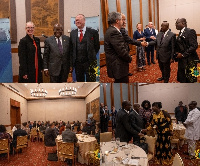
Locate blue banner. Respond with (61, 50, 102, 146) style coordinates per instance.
(0, 18, 13, 82)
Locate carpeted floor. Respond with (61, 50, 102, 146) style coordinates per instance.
(0, 141, 88, 166)
(100, 48, 200, 83)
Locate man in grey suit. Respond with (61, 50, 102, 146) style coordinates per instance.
(43, 23, 71, 83)
(70, 14, 100, 82)
(149, 22, 176, 83)
(62, 124, 78, 155)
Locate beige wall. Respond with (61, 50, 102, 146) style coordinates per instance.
(138, 83, 200, 113)
(27, 98, 86, 123)
(12, 0, 100, 76)
(159, 0, 200, 44)
(0, 85, 28, 130)
(85, 86, 100, 104)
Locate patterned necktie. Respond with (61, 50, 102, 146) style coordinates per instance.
(58, 37, 63, 54)
(79, 30, 83, 42)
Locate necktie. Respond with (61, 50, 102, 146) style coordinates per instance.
(79, 30, 83, 42)
(58, 37, 63, 54)
(33, 40, 38, 83)
(160, 33, 164, 44)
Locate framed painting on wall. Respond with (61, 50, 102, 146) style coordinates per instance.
(91, 97, 100, 122)
(86, 102, 90, 120)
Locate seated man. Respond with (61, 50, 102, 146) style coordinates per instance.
(81, 122, 90, 134)
(62, 124, 78, 155)
(39, 124, 46, 134)
(44, 123, 57, 147)
(13, 124, 27, 150)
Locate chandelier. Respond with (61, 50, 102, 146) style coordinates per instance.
(30, 84, 47, 97)
(59, 85, 77, 96)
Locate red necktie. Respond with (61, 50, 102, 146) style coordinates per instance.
(79, 30, 83, 42)
(33, 40, 38, 83)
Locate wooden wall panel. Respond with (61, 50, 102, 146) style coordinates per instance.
(101, 0, 109, 35)
(110, 83, 114, 107)
(103, 83, 107, 106)
(116, 0, 121, 13)
(139, 0, 143, 31)
(148, 0, 152, 22)
(153, 0, 155, 26)
(157, 0, 159, 31)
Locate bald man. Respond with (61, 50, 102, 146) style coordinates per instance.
(148, 22, 176, 83)
(43, 23, 71, 83)
(175, 18, 199, 83)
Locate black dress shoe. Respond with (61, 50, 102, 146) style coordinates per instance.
(152, 61, 156, 64)
(128, 73, 133, 76)
(157, 77, 164, 81)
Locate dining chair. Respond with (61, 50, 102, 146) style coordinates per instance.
(100, 132, 112, 142)
(172, 153, 184, 166)
(171, 132, 180, 150)
(57, 141, 76, 165)
(0, 139, 9, 162)
(30, 127, 38, 142)
(144, 135, 156, 161)
(13, 135, 28, 157)
(38, 131, 44, 142)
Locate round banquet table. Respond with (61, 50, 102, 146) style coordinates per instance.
(56, 134, 97, 165)
(101, 141, 148, 166)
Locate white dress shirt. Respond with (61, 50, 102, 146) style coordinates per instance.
(78, 26, 86, 37)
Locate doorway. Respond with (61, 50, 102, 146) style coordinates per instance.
(10, 99, 21, 129)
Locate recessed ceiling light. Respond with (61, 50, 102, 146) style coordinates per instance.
(53, 87, 55, 89)
(25, 84, 27, 86)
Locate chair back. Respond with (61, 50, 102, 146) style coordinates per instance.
(172, 153, 184, 166)
(0, 139, 9, 154)
(144, 135, 156, 155)
(74, 126, 78, 133)
(100, 132, 112, 142)
(31, 128, 37, 136)
(57, 141, 74, 160)
(16, 135, 28, 149)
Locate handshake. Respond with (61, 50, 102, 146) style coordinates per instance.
(141, 41, 148, 47)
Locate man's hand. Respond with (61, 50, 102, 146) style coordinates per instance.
(176, 53, 183, 58)
(44, 70, 49, 77)
(23, 75, 28, 79)
(138, 132, 144, 136)
(141, 129, 147, 134)
(141, 41, 147, 47)
(150, 36, 156, 40)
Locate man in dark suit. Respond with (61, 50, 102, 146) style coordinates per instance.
(43, 23, 71, 83)
(149, 22, 176, 83)
(44, 123, 57, 147)
(100, 103, 106, 133)
(144, 22, 157, 65)
(70, 14, 100, 82)
(129, 104, 146, 143)
(174, 101, 188, 123)
(115, 101, 143, 143)
(104, 12, 132, 83)
(13, 124, 27, 148)
(175, 18, 199, 83)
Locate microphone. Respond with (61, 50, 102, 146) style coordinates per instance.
(42, 34, 48, 38)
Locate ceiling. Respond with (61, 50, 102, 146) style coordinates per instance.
(3, 83, 99, 99)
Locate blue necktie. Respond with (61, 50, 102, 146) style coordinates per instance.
(58, 37, 63, 54)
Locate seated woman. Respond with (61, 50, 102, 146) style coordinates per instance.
(147, 102, 173, 165)
(0, 125, 12, 143)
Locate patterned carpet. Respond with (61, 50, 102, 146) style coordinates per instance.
(0, 141, 87, 166)
(100, 49, 200, 83)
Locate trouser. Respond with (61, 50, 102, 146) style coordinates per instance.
(146, 45, 155, 63)
(158, 59, 171, 83)
(187, 139, 196, 156)
(50, 65, 67, 83)
(114, 75, 129, 83)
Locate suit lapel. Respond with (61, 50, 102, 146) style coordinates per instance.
(62, 35, 66, 54)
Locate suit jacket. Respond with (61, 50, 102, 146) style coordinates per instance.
(18, 34, 43, 83)
(43, 35, 70, 78)
(104, 26, 132, 79)
(149, 31, 176, 63)
(175, 27, 199, 82)
(44, 128, 57, 146)
(115, 108, 139, 142)
(13, 129, 27, 147)
(70, 27, 99, 66)
(175, 106, 188, 122)
(62, 129, 78, 143)
(143, 28, 156, 42)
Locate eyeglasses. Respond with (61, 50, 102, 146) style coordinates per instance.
(26, 27, 34, 29)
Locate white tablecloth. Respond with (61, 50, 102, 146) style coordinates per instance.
(101, 141, 148, 166)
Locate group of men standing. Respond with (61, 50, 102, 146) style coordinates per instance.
(43, 14, 99, 83)
(104, 12, 199, 83)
